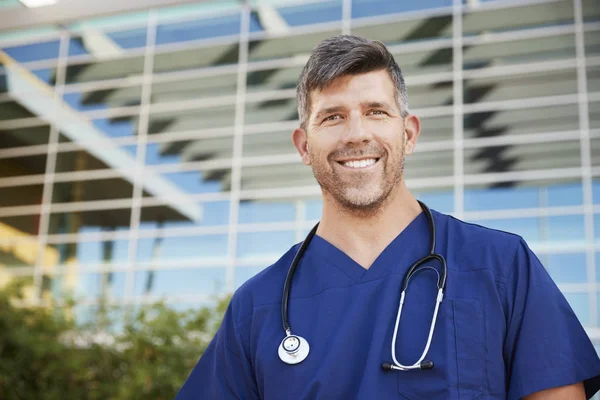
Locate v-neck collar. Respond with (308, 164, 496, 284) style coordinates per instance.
(307, 210, 433, 283)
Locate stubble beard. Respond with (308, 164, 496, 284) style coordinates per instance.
(308, 144, 406, 218)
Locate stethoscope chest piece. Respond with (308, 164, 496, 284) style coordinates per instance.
(278, 334, 310, 364)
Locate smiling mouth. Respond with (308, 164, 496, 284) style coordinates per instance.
(336, 158, 380, 169)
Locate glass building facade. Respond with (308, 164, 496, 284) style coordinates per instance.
(0, 0, 599, 348)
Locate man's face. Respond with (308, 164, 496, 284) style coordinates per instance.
(294, 70, 417, 213)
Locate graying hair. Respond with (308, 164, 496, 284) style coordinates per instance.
(296, 34, 410, 129)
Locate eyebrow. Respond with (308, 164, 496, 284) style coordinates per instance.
(363, 101, 393, 111)
(313, 106, 346, 122)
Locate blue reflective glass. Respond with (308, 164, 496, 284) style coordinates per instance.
(3, 40, 60, 63)
(352, 0, 451, 19)
(593, 180, 600, 203)
(593, 215, 600, 239)
(72, 240, 130, 265)
(546, 253, 587, 284)
(237, 230, 296, 259)
(31, 68, 54, 85)
(139, 201, 230, 230)
(235, 266, 264, 289)
(77, 272, 127, 299)
(92, 117, 138, 138)
(547, 182, 584, 206)
(415, 190, 454, 214)
(107, 27, 148, 49)
(156, 13, 241, 45)
(547, 215, 585, 242)
(473, 217, 540, 243)
(278, 1, 342, 27)
(133, 267, 227, 297)
(136, 234, 228, 261)
(465, 186, 540, 211)
(145, 171, 228, 194)
(238, 201, 295, 223)
(68, 38, 89, 57)
(563, 292, 590, 326)
(465, 182, 584, 211)
(305, 199, 323, 220)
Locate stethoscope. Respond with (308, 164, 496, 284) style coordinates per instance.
(278, 200, 447, 372)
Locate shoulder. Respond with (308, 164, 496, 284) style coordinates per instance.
(227, 243, 301, 325)
(432, 210, 526, 279)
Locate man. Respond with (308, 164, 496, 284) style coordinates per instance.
(176, 35, 600, 399)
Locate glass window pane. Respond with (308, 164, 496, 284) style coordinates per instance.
(0, 183, 43, 207)
(52, 177, 134, 203)
(0, 67, 56, 95)
(465, 179, 584, 212)
(48, 208, 132, 235)
(563, 292, 589, 326)
(588, 66, 599, 94)
(0, 124, 51, 148)
(69, 27, 148, 58)
(238, 199, 296, 224)
(464, 140, 581, 176)
(591, 102, 599, 130)
(404, 149, 453, 180)
(463, 34, 575, 70)
(0, 153, 47, 177)
(585, 28, 599, 58)
(156, 12, 241, 45)
(142, 168, 231, 198)
(414, 189, 454, 214)
(139, 200, 230, 230)
(274, 1, 342, 27)
(0, 235, 42, 267)
(57, 116, 140, 141)
(352, 15, 452, 47)
(462, 0, 574, 36)
(151, 72, 237, 105)
(471, 214, 585, 245)
(45, 238, 130, 267)
(246, 65, 302, 94)
(245, 93, 297, 125)
(242, 129, 294, 159)
(546, 252, 587, 284)
(64, 54, 145, 85)
(464, 104, 580, 140)
(148, 103, 236, 135)
(136, 234, 228, 263)
(134, 267, 227, 297)
(464, 69, 578, 104)
(145, 136, 233, 165)
(48, 271, 126, 300)
(352, 0, 451, 19)
(237, 230, 296, 260)
(410, 79, 453, 108)
(2, 39, 60, 63)
(248, 29, 341, 63)
(153, 41, 239, 74)
(240, 162, 314, 190)
(419, 114, 453, 142)
(63, 83, 143, 112)
(55, 144, 137, 173)
(582, 0, 600, 23)
(0, 214, 40, 237)
(235, 266, 263, 289)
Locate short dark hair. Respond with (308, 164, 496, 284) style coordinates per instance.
(296, 34, 409, 129)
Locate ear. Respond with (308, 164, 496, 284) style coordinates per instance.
(293, 127, 311, 165)
(403, 114, 421, 155)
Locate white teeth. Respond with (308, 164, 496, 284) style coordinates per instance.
(342, 158, 377, 168)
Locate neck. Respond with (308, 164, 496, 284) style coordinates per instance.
(315, 183, 422, 270)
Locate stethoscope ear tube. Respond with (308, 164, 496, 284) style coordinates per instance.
(281, 223, 319, 334)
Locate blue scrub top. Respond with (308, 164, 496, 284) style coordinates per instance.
(176, 209, 600, 399)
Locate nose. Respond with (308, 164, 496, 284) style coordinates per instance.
(342, 112, 373, 144)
